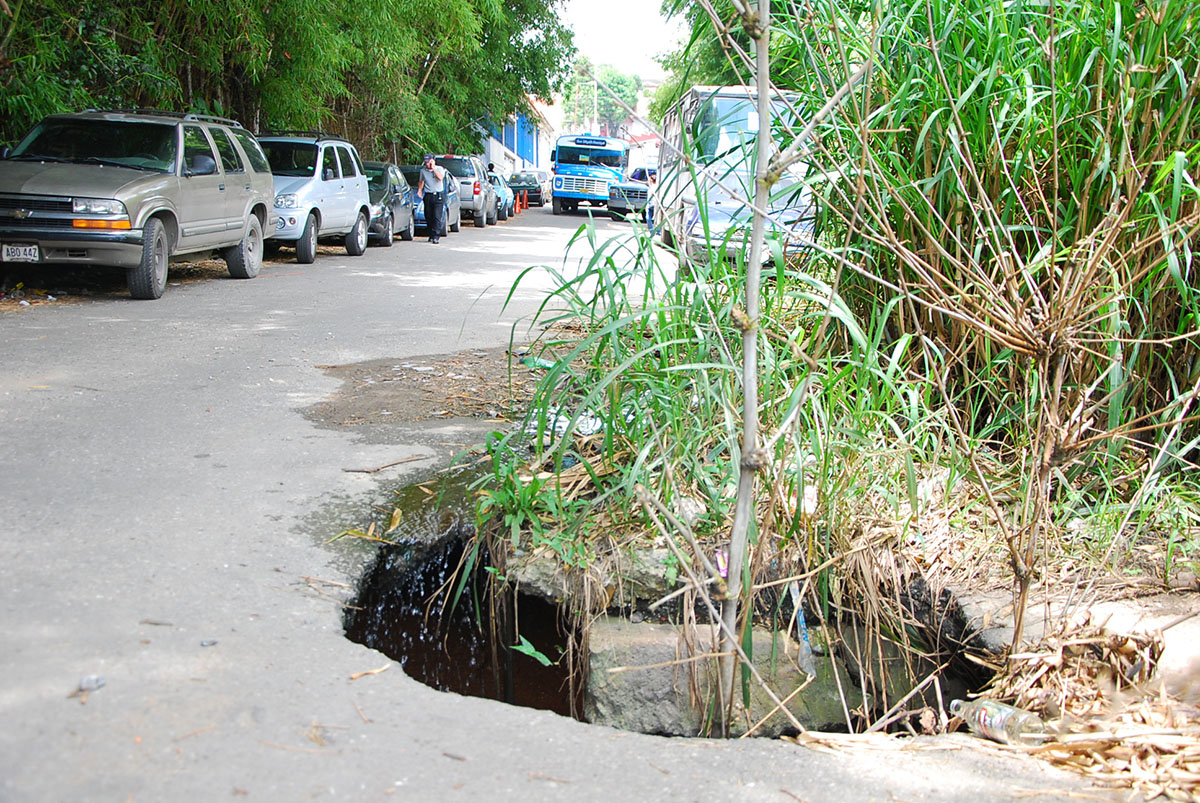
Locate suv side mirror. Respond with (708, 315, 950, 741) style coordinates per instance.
(187, 154, 217, 176)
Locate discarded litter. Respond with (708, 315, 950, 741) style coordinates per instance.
(200, 639, 218, 647)
(950, 698, 1048, 746)
(69, 674, 106, 702)
(78, 675, 106, 692)
(524, 405, 605, 439)
(521, 356, 557, 371)
(787, 581, 817, 677)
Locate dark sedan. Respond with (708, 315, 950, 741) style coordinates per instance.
(507, 170, 549, 207)
(363, 161, 416, 246)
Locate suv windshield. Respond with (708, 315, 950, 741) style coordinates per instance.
(438, 157, 475, 178)
(262, 141, 318, 177)
(11, 119, 177, 173)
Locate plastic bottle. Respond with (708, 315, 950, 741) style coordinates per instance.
(950, 698, 1048, 746)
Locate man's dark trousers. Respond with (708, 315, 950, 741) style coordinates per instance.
(423, 192, 445, 242)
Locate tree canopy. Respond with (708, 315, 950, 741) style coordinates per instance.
(561, 58, 643, 136)
(0, 0, 575, 161)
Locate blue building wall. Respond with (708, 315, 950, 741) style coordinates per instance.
(492, 114, 540, 167)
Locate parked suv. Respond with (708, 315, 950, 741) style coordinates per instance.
(0, 109, 274, 299)
(257, 132, 372, 263)
(436, 154, 497, 228)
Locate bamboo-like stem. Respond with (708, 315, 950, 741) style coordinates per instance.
(718, 0, 772, 736)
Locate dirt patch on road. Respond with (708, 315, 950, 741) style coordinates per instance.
(305, 346, 545, 429)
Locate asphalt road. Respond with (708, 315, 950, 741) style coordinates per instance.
(0, 209, 1107, 801)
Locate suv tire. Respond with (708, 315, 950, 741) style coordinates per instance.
(297, 213, 318, 264)
(449, 210, 460, 233)
(224, 215, 264, 279)
(128, 217, 169, 300)
(473, 208, 485, 228)
(346, 211, 368, 255)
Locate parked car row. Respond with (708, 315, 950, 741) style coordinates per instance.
(506, 170, 551, 207)
(0, 109, 538, 300)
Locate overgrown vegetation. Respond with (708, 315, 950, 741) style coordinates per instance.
(0, 0, 573, 160)
(479, 0, 1200, 741)
(561, 57, 643, 135)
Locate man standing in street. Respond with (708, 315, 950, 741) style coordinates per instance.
(417, 153, 446, 244)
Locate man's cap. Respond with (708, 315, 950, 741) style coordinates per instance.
(423, 153, 435, 161)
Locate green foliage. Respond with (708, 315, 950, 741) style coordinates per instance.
(0, 0, 574, 158)
(512, 634, 554, 666)
(475, 433, 596, 567)
(563, 58, 644, 134)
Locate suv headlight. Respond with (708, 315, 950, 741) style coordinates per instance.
(275, 193, 298, 209)
(73, 198, 126, 215)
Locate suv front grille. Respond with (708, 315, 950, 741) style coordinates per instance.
(612, 186, 648, 203)
(2, 217, 75, 229)
(0, 195, 73, 213)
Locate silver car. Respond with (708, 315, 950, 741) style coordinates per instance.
(436, 154, 497, 228)
(0, 110, 274, 299)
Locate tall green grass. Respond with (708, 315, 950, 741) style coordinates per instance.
(478, 0, 1200, 729)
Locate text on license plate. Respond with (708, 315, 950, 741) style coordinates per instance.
(2, 243, 39, 263)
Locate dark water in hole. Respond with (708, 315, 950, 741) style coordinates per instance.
(343, 513, 581, 718)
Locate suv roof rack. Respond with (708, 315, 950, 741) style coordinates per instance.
(80, 109, 245, 128)
(261, 130, 347, 142)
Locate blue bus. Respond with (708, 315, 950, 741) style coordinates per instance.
(550, 134, 630, 215)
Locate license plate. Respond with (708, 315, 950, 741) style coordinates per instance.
(2, 243, 39, 263)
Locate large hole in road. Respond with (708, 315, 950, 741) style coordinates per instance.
(342, 474, 582, 719)
(341, 475, 992, 737)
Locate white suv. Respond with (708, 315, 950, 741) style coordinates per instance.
(258, 133, 372, 263)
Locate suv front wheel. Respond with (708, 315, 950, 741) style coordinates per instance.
(297, 213, 318, 264)
(224, 215, 264, 279)
(128, 217, 169, 299)
(346, 211, 368, 255)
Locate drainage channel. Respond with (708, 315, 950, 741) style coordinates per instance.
(343, 472, 582, 719)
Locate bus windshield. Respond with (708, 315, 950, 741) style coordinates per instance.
(556, 145, 625, 169)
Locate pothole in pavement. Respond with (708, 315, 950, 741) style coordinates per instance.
(342, 468, 584, 719)
(340, 470, 1000, 734)
(326, 352, 993, 734)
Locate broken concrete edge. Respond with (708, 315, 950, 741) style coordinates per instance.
(934, 580, 1200, 695)
(586, 615, 862, 737)
(509, 541, 1200, 715)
